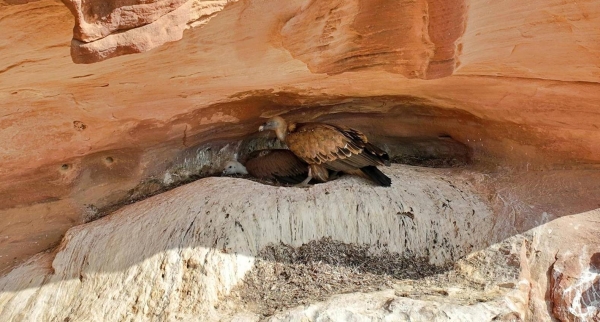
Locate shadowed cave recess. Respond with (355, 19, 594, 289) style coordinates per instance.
(3, 93, 599, 320)
(89, 95, 477, 221)
(77, 93, 599, 228)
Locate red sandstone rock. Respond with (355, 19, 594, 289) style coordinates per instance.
(0, 0, 599, 295)
(61, 0, 188, 42)
(551, 252, 600, 321)
(62, 0, 235, 63)
(524, 210, 600, 321)
(69, 1, 192, 63)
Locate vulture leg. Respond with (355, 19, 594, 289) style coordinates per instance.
(310, 164, 329, 182)
(294, 167, 313, 188)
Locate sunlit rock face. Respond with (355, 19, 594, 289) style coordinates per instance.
(1, 0, 600, 319)
(0, 167, 598, 321)
(0, 167, 531, 321)
(62, 0, 237, 63)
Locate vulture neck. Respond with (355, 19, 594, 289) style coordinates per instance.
(275, 124, 288, 142)
(238, 165, 248, 175)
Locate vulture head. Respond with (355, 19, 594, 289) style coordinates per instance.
(259, 116, 288, 141)
(222, 160, 248, 175)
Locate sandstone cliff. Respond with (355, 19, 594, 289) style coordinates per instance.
(1, 0, 599, 320)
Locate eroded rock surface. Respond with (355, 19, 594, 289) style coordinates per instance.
(0, 166, 501, 321)
(63, 0, 236, 63)
(1, 0, 600, 308)
(551, 251, 600, 322)
(230, 234, 529, 320)
(1, 165, 596, 321)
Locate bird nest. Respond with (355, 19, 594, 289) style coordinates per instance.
(228, 238, 450, 317)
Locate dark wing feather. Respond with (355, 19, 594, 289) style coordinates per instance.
(333, 124, 391, 166)
(360, 166, 392, 187)
(363, 142, 391, 166)
(245, 149, 308, 183)
(240, 150, 270, 165)
(285, 123, 389, 172)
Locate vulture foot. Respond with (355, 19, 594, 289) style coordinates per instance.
(294, 167, 313, 188)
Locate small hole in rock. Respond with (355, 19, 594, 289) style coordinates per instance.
(73, 121, 87, 131)
(61, 164, 71, 171)
(105, 156, 114, 164)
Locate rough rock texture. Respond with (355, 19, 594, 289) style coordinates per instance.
(1, 166, 597, 321)
(0, 166, 520, 321)
(0, 0, 600, 276)
(551, 251, 600, 322)
(64, 0, 189, 42)
(267, 290, 512, 321)
(231, 233, 530, 320)
(529, 210, 600, 322)
(1, 1, 600, 320)
(63, 0, 236, 63)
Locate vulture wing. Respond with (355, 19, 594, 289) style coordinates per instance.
(245, 149, 308, 184)
(286, 123, 392, 186)
(286, 123, 390, 172)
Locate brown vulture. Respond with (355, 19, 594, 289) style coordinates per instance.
(222, 149, 329, 185)
(258, 116, 392, 187)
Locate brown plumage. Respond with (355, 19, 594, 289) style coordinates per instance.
(244, 149, 307, 184)
(222, 149, 327, 185)
(259, 116, 391, 187)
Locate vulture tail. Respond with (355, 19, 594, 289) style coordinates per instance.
(365, 143, 391, 166)
(360, 166, 392, 187)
